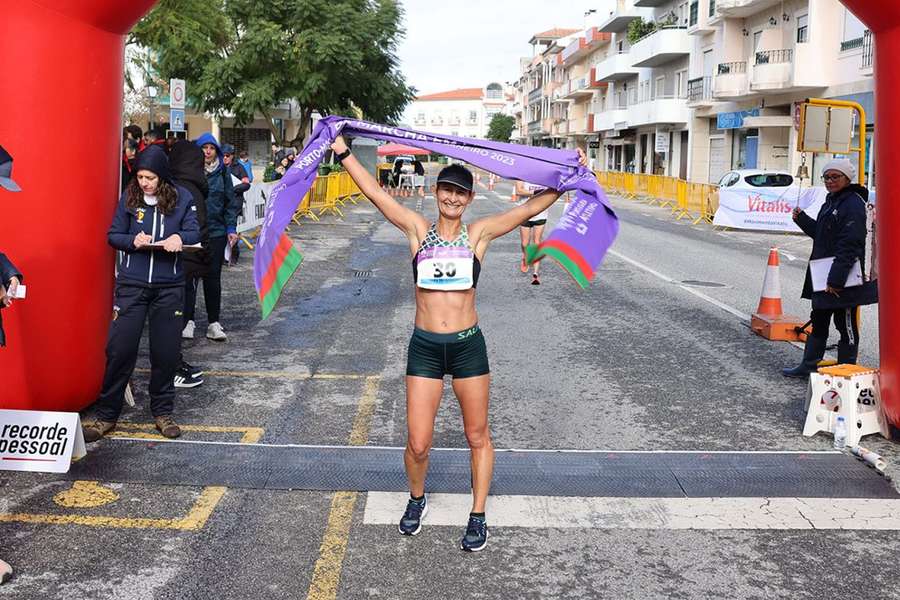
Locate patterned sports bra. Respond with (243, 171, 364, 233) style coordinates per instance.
(412, 223, 481, 290)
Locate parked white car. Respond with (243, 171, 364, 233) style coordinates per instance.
(717, 169, 797, 190)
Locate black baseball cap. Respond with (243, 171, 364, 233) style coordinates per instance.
(0, 145, 21, 192)
(436, 164, 474, 193)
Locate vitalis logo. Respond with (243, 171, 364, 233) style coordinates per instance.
(0, 422, 70, 457)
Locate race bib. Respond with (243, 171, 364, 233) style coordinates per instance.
(416, 246, 474, 290)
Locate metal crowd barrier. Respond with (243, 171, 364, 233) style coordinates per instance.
(234, 172, 365, 249)
(594, 170, 719, 225)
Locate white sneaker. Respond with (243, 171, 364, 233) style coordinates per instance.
(207, 322, 227, 341)
(182, 320, 195, 339)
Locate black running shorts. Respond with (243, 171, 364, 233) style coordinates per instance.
(406, 325, 490, 379)
(521, 219, 547, 227)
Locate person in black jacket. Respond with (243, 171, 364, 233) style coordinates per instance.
(168, 140, 208, 388)
(222, 143, 250, 265)
(0, 251, 23, 348)
(82, 146, 200, 441)
(0, 145, 24, 354)
(783, 158, 868, 377)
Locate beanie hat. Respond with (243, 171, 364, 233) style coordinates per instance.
(134, 145, 174, 184)
(822, 158, 856, 182)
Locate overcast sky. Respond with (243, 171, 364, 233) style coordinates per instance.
(396, 0, 615, 95)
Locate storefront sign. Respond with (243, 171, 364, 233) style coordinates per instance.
(717, 108, 760, 130)
(655, 132, 669, 153)
(0, 410, 86, 473)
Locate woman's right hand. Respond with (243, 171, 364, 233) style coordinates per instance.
(331, 135, 348, 154)
(133, 231, 152, 249)
(791, 207, 802, 221)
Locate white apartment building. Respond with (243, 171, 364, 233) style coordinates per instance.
(401, 85, 511, 138)
(591, 0, 693, 178)
(685, 0, 874, 184)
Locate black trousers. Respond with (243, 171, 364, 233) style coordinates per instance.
(810, 306, 861, 364)
(185, 235, 226, 324)
(94, 282, 184, 421)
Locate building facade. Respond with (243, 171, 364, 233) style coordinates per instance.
(686, 0, 873, 184)
(401, 85, 512, 138)
(512, 0, 874, 184)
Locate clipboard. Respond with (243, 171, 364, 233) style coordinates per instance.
(809, 257, 863, 292)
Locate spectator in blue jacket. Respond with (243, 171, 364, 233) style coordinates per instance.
(82, 146, 199, 442)
(189, 132, 238, 341)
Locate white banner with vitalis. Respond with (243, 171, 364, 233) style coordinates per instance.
(713, 186, 827, 232)
(0, 410, 86, 473)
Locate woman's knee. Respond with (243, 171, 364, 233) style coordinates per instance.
(406, 439, 431, 461)
(464, 426, 492, 450)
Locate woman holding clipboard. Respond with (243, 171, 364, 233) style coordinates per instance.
(783, 158, 874, 377)
(82, 146, 200, 440)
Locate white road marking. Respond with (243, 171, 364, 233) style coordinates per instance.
(609, 249, 751, 321)
(102, 438, 840, 453)
(364, 492, 900, 530)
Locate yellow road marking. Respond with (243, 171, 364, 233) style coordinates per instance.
(133, 368, 372, 381)
(348, 376, 381, 446)
(306, 375, 382, 600)
(0, 486, 226, 530)
(111, 422, 265, 444)
(3, 422, 260, 528)
(53, 481, 119, 508)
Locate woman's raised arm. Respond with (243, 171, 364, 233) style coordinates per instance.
(332, 136, 426, 242)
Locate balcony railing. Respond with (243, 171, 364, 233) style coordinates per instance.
(687, 76, 712, 102)
(755, 49, 792, 65)
(717, 61, 746, 74)
(633, 24, 687, 46)
(841, 36, 865, 52)
(862, 29, 874, 68)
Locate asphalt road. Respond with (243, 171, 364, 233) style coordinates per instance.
(1, 179, 897, 600)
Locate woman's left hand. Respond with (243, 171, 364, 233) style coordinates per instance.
(162, 234, 183, 252)
(576, 148, 588, 167)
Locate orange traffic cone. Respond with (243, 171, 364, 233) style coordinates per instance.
(750, 248, 806, 341)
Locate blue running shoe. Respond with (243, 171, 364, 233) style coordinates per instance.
(398, 496, 428, 536)
(459, 515, 489, 552)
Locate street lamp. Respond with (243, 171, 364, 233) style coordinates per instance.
(146, 85, 157, 131)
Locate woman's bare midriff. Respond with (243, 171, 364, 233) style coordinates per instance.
(414, 287, 478, 333)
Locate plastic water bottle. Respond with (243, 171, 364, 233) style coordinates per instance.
(833, 416, 847, 449)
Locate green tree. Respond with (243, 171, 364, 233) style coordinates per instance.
(486, 113, 515, 143)
(130, 0, 416, 145)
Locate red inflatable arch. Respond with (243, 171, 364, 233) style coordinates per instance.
(0, 1, 157, 411)
(0, 0, 898, 430)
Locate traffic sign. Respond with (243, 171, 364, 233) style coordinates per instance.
(170, 78, 186, 109)
(170, 109, 185, 132)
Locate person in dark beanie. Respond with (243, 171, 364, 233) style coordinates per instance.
(190, 133, 238, 341)
(82, 145, 200, 442)
(168, 140, 208, 388)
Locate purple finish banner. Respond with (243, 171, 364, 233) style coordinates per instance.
(254, 116, 619, 318)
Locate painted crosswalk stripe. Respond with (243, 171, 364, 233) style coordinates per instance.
(363, 492, 900, 530)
